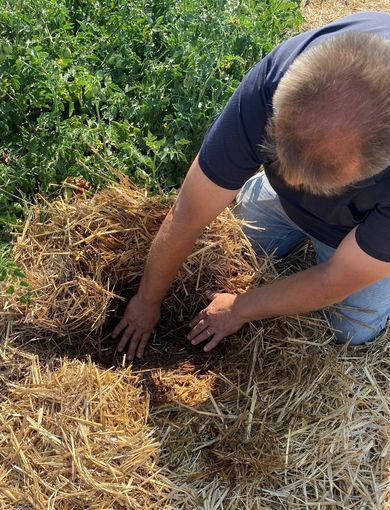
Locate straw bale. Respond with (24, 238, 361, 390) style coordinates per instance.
(0, 357, 174, 509)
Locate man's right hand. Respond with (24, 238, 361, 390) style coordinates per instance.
(111, 293, 161, 360)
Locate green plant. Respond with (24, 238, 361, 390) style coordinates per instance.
(0, 0, 303, 237)
(0, 244, 31, 303)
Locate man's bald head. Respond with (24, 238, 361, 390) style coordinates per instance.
(265, 32, 390, 196)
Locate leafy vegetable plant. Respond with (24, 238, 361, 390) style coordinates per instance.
(0, 0, 302, 239)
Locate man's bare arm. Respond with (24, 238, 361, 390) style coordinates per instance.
(188, 228, 390, 350)
(236, 227, 390, 321)
(138, 155, 240, 304)
(111, 154, 240, 360)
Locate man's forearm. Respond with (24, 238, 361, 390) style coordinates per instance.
(235, 262, 351, 322)
(135, 154, 239, 306)
(137, 209, 202, 304)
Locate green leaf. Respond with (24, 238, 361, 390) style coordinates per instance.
(12, 268, 24, 278)
(68, 100, 75, 117)
(0, 268, 7, 282)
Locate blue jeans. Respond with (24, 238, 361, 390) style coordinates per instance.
(235, 172, 390, 345)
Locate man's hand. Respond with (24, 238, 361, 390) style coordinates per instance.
(111, 294, 161, 360)
(187, 292, 247, 352)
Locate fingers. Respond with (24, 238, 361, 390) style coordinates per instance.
(117, 324, 135, 353)
(126, 330, 143, 361)
(187, 318, 208, 341)
(111, 318, 128, 339)
(136, 332, 150, 359)
(188, 292, 220, 329)
(116, 327, 151, 361)
(112, 294, 160, 361)
(190, 328, 215, 346)
(189, 309, 206, 329)
(204, 334, 224, 352)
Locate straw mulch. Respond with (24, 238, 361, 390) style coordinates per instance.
(300, 0, 390, 30)
(0, 355, 174, 509)
(153, 326, 390, 509)
(1, 179, 390, 508)
(1, 178, 262, 361)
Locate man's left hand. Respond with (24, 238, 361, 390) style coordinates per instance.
(187, 292, 247, 352)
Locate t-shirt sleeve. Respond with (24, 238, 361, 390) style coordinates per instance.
(198, 55, 274, 190)
(355, 206, 390, 262)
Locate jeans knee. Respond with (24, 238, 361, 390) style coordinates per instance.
(329, 314, 382, 346)
(333, 328, 377, 346)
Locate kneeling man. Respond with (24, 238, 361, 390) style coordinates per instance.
(112, 12, 390, 360)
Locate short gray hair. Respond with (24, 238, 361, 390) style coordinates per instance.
(264, 32, 390, 196)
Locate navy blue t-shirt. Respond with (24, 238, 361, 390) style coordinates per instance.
(198, 12, 390, 262)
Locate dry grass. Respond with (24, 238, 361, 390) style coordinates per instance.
(1, 180, 390, 508)
(0, 355, 174, 509)
(1, 179, 261, 364)
(153, 328, 390, 509)
(301, 0, 390, 30)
